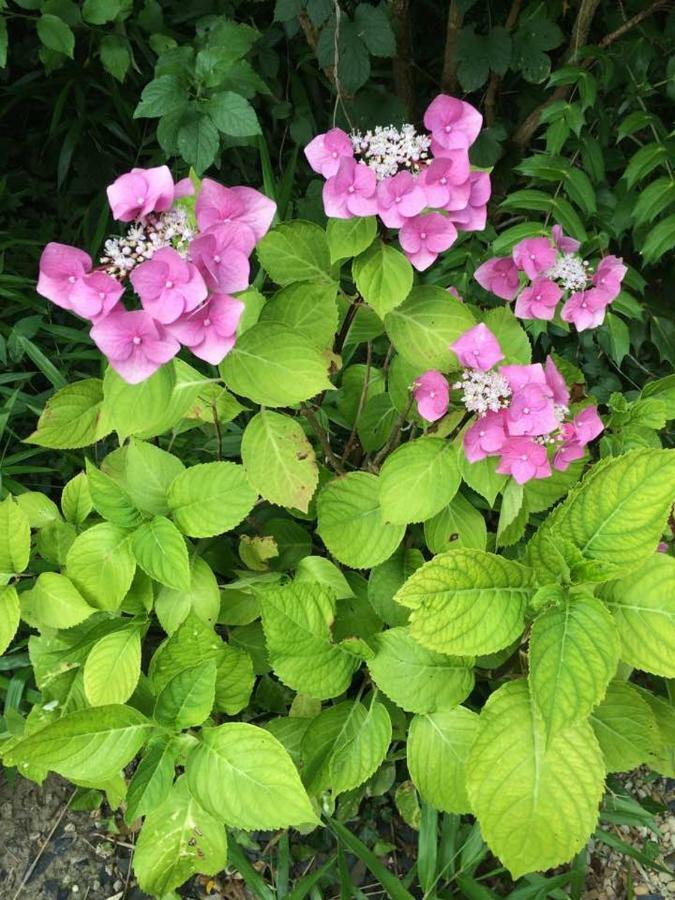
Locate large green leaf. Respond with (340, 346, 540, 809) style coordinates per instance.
(149, 612, 225, 695)
(529, 594, 620, 736)
(61, 473, 92, 525)
(86, 459, 144, 529)
(154, 659, 217, 729)
(168, 462, 257, 538)
(26, 379, 108, 448)
(385, 286, 475, 372)
(132, 516, 191, 590)
(0, 585, 20, 655)
(528, 449, 675, 583)
(21, 573, 95, 630)
(259, 282, 338, 350)
(459, 453, 508, 507)
(213, 644, 255, 715)
(83, 627, 141, 706)
(260, 582, 358, 700)
(66, 523, 136, 611)
(221, 323, 333, 407)
(466, 680, 605, 879)
(317, 472, 405, 569)
(125, 439, 185, 516)
(186, 722, 318, 829)
(590, 682, 660, 772)
(367, 547, 421, 626)
(424, 492, 487, 553)
(102, 365, 176, 442)
(256, 220, 333, 285)
(396, 549, 535, 655)
(3, 705, 151, 782)
(327, 216, 377, 262)
(368, 627, 473, 714)
(638, 689, 675, 777)
(353, 240, 413, 318)
(134, 777, 227, 896)
(379, 439, 460, 525)
(407, 708, 479, 814)
(600, 553, 675, 676)
(241, 411, 318, 513)
(0, 496, 30, 575)
(155, 556, 220, 635)
(125, 736, 179, 823)
(301, 700, 392, 795)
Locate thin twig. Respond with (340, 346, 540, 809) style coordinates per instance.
(122, 833, 135, 899)
(301, 407, 345, 474)
(212, 403, 223, 460)
(333, 296, 362, 356)
(372, 393, 414, 469)
(12, 790, 77, 900)
(341, 342, 372, 464)
(391, 0, 416, 119)
(441, 0, 463, 94)
(484, 0, 523, 126)
(511, 0, 670, 148)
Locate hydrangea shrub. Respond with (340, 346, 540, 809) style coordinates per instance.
(1, 94, 674, 897)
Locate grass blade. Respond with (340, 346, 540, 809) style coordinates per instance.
(327, 817, 415, 900)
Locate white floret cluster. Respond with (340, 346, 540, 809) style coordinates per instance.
(350, 124, 432, 180)
(546, 253, 589, 292)
(454, 369, 512, 415)
(99, 208, 195, 278)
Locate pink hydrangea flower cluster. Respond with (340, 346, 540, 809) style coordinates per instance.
(304, 95, 491, 271)
(37, 166, 276, 383)
(474, 226, 627, 332)
(413, 323, 603, 484)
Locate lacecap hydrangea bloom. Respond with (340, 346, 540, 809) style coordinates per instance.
(304, 95, 490, 271)
(412, 323, 603, 485)
(475, 225, 627, 331)
(37, 166, 276, 383)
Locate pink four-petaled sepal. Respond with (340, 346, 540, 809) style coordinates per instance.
(451, 323, 504, 371)
(512, 237, 557, 280)
(514, 276, 563, 321)
(322, 157, 378, 219)
(376, 171, 428, 229)
(189, 228, 250, 294)
(70, 271, 124, 322)
(195, 178, 276, 244)
(304, 128, 354, 178)
(167, 294, 244, 365)
(424, 95, 483, 151)
(463, 410, 508, 462)
(90, 309, 180, 384)
(399, 212, 457, 271)
(413, 370, 450, 422)
(496, 436, 552, 484)
(592, 255, 627, 303)
(560, 287, 610, 331)
(130, 246, 207, 325)
(37, 242, 93, 310)
(474, 257, 520, 301)
(551, 224, 580, 254)
(544, 356, 570, 408)
(106, 165, 175, 222)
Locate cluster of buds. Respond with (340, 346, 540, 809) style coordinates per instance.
(474, 226, 627, 331)
(304, 94, 491, 271)
(37, 166, 276, 383)
(413, 323, 604, 484)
